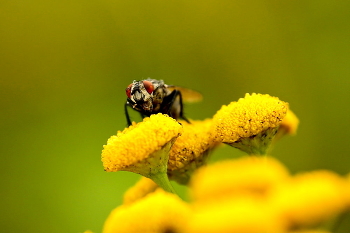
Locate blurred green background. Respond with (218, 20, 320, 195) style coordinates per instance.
(1, 1, 350, 232)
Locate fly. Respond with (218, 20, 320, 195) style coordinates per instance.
(124, 78, 202, 126)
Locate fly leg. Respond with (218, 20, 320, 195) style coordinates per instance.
(124, 102, 133, 126)
(139, 112, 148, 120)
(163, 90, 191, 123)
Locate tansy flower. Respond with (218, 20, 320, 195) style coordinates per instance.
(123, 177, 158, 205)
(279, 108, 299, 135)
(270, 170, 349, 228)
(167, 119, 220, 185)
(190, 156, 290, 203)
(102, 189, 192, 233)
(101, 113, 183, 193)
(274, 108, 299, 142)
(188, 197, 286, 233)
(212, 93, 288, 155)
(346, 173, 350, 208)
(289, 231, 331, 233)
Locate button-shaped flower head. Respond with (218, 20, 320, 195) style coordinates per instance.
(101, 113, 183, 193)
(168, 119, 220, 185)
(103, 190, 191, 233)
(123, 177, 158, 205)
(190, 156, 290, 203)
(213, 93, 288, 155)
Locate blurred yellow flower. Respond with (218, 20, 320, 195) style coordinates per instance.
(168, 119, 220, 185)
(274, 108, 299, 142)
(279, 108, 299, 135)
(190, 156, 290, 203)
(346, 173, 350, 208)
(123, 177, 158, 205)
(270, 170, 349, 228)
(188, 197, 286, 233)
(212, 93, 288, 154)
(101, 113, 182, 193)
(289, 231, 331, 233)
(103, 189, 191, 233)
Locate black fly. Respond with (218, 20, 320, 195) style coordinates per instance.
(124, 79, 202, 126)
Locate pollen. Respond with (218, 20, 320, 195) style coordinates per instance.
(213, 93, 288, 144)
(101, 113, 182, 173)
(167, 119, 220, 184)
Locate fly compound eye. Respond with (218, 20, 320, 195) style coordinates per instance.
(143, 80, 154, 94)
(126, 84, 132, 98)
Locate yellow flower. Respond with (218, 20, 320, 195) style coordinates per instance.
(103, 189, 191, 233)
(167, 119, 220, 185)
(212, 93, 288, 154)
(270, 170, 349, 228)
(346, 173, 350, 208)
(188, 197, 286, 233)
(101, 113, 183, 193)
(102, 113, 182, 173)
(280, 108, 299, 135)
(274, 108, 299, 142)
(289, 231, 331, 233)
(123, 177, 158, 205)
(190, 156, 290, 203)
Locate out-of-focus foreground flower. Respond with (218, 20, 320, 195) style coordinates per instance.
(87, 93, 350, 233)
(100, 156, 350, 233)
(103, 189, 191, 233)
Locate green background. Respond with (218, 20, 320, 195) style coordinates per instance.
(1, 1, 350, 232)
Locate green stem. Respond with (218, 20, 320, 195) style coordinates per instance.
(150, 171, 177, 194)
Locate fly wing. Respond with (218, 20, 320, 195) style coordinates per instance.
(166, 85, 203, 103)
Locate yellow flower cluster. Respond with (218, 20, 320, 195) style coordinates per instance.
(95, 93, 316, 232)
(102, 156, 350, 233)
(101, 93, 297, 187)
